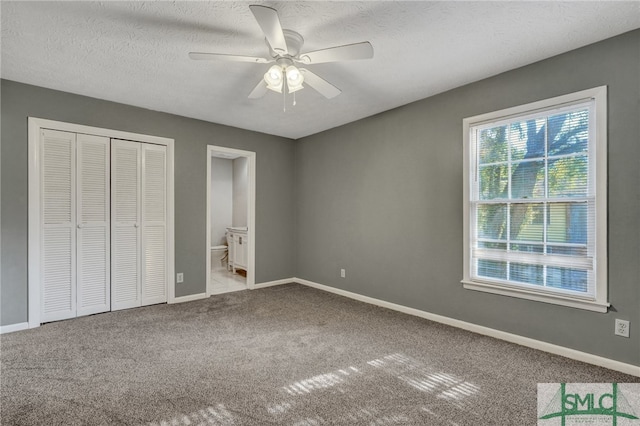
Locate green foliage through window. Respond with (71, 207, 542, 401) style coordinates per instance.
(473, 105, 592, 293)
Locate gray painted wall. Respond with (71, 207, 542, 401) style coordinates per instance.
(210, 157, 233, 247)
(1, 79, 295, 325)
(295, 30, 640, 366)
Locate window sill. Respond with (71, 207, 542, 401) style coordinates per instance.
(461, 280, 609, 313)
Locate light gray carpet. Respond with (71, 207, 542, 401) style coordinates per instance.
(1, 283, 635, 425)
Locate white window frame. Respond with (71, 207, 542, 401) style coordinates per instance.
(462, 86, 608, 313)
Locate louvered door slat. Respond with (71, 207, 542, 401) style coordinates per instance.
(112, 227, 139, 305)
(78, 227, 109, 308)
(143, 226, 166, 302)
(42, 227, 74, 320)
(111, 140, 142, 311)
(41, 130, 76, 322)
(141, 145, 167, 305)
(76, 134, 111, 316)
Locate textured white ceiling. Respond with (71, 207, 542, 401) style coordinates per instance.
(2, 1, 639, 139)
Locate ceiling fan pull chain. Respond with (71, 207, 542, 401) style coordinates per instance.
(283, 75, 287, 112)
(293, 91, 297, 106)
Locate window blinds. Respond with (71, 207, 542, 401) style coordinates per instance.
(469, 100, 596, 298)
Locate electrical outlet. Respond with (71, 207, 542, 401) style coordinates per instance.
(176, 273, 184, 283)
(614, 319, 630, 338)
(340, 269, 346, 278)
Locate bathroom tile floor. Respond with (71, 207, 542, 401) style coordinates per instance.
(210, 261, 247, 295)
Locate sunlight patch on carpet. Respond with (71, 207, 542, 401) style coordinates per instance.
(148, 403, 234, 426)
(367, 353, 481, 408)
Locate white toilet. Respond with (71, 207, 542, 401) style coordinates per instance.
(210, 245, 228, 269)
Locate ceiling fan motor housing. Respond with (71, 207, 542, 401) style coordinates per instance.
(268, 29, 304, 58)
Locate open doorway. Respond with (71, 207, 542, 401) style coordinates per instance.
(206, 146, 256, 296)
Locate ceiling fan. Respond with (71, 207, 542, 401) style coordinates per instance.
(189, 5, 374, 101)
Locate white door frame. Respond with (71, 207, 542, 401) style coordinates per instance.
(28, 117, 175, 328)
(206, 145, 256, 295)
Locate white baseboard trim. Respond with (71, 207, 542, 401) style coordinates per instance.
(0, 322, 29, 334)
(253, 278, 294, 289)
(293, 277, 640, 377)
(172, 292, 208, 304)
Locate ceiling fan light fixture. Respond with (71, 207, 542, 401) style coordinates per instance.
(285, 65, 304, 93)
(264, 65, 283, 92)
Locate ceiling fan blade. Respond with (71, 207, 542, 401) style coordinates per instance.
(249, 5, 288, 55)
(300, 69, 341, 99)
(299, 42, 373, 65)
(189, 52, 270, 63)
(248, 79, 268, 99)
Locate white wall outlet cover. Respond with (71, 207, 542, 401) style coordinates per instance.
(177, 273, 184, 283)
(614, 319, 630, 338)
(340, 269, 346, 278)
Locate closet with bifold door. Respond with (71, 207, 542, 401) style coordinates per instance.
(111, 139, 167, 311)
(41, 130, 111, 322)
(38, 129, 167, 323)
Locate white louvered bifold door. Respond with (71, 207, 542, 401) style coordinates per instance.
(41, 129, 77, 322)
(111, 140, 142, 310)
(141, 144, 167, 305)
(76, 134, 111, 316)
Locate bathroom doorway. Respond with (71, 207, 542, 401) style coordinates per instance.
(206, 145, 256, 295)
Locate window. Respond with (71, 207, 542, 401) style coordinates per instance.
(462, 87, 608, 312)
